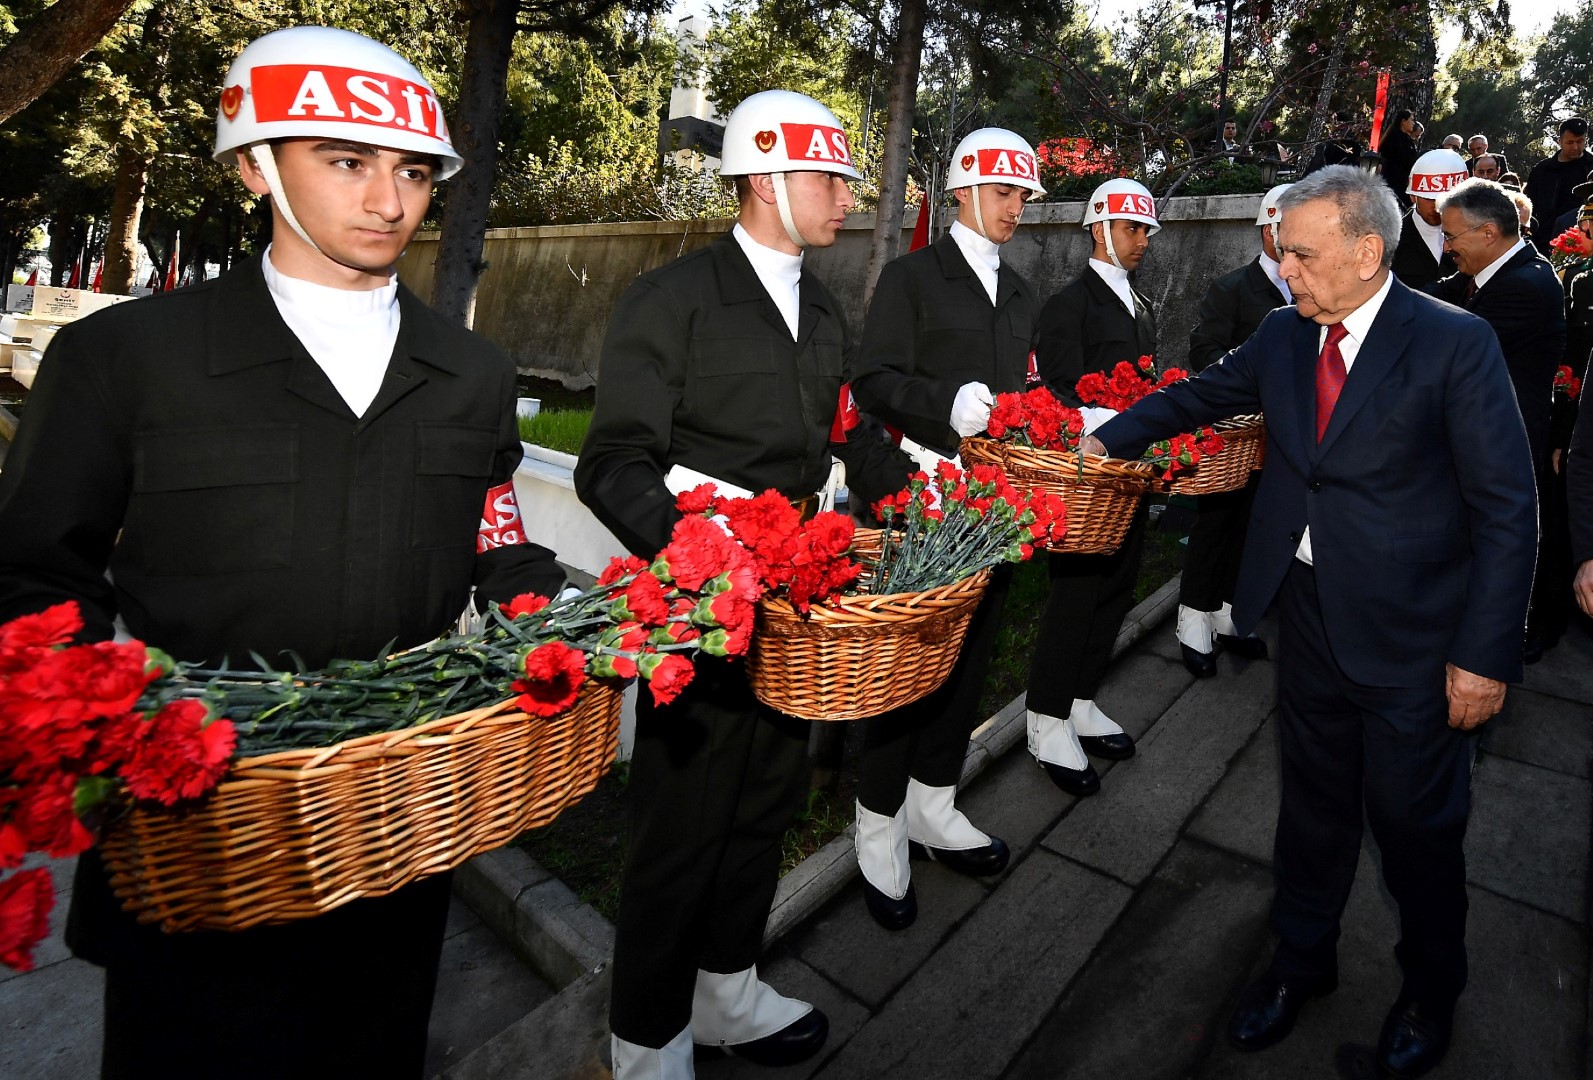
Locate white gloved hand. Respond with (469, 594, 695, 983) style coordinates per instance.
(1080, 406, 1119, 436)
(950, 381, 995, 437)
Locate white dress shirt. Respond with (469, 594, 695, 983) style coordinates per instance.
(949, 220, 1000, 304)
(1296, 271, 1395, 565)
(1087, 257, 1137, 315)
(1259, 252, 1292, 303)
(732, 223, 802, 340)
(261, 244, 399, 417)
(1472, 238, 1527, 293)
(1411, 212, 1445, 264)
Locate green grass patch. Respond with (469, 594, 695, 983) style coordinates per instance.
(518, 408, 592, 455)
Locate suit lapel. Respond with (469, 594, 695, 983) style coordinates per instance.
(1315, 280, 1414, 458)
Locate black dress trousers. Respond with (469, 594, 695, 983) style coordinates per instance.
(1025, 510, 1148, 714)
(607, 661, 812, 1047)
(1267, 560, 1471, 1007)
(1180, 476, 1258, 613)
(857, 566, 1013, 813)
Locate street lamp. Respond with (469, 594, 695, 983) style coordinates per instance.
(1258, 155, 1281, 186)
(1358, 149, 1384, 175)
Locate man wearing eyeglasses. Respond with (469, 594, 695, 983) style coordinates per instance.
(1430, 178, 1566, 662)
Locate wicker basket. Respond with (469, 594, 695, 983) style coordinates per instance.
(1161, 416, 1267, 496)
(746, 530, 990, 721)
(960, 437, 1154, 554)
(99, 683, 622, 933)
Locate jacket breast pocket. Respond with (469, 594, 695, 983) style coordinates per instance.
(413, 423, 499, 551)
(124, 425, 298, 576)
(688, 336, 781, 431)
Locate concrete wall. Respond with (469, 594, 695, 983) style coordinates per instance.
(396, 193, 1266, 385)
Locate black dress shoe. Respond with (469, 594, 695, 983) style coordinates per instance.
(1078, 732, 1136, 760)
(1040, 759, 1100, 797)
(1180, 642, 1217, 678)
(862, 878, 917, 931)
(1227, 975, 1337, 1051)
(909, 835, 1010, 877)
(1216, 632, 1269, 660)
(1378, 995, 1453, 1078)
(720, 1007, 830, 1066)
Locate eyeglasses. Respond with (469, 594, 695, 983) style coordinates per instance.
(1441, 221, 1488, 245)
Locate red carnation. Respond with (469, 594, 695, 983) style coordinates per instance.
(119, 700, 236, 807)
(504, 593, 551, 619)
(674, 484, 718, 516)
(13, 775, 94, 858)
(0, 868, 54, 972)
(622, 573, 672, 627)
(657, 515, 740, 592)
(597, 555, 649, 588)
(0, 821, 26, 870)
(641, 653, 696, 706)
(0, 602, 81, 657)
(512, 641, 587, 718)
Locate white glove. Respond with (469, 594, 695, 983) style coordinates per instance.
(1080, 406, 1119, 436)
(950, 382, 994, 438)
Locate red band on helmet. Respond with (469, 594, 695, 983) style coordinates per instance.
(976, 148, 1037, 181)
(1410, 171, 1468, 194)
(478, 480, 527, 552)
(830, 383, 860, 442)
(1106, 192, 1157, 218)
(251, 64, 446, 141)
(780, 122, 853, 166)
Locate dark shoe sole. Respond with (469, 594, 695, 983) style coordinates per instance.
(909, 836, 1010, 877)
(708, 1008, 830, 1067)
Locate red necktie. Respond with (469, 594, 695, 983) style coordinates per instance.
(1315, 323, 1350, 442)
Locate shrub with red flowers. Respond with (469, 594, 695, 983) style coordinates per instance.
(0, 602, 236, 971)
(870, 462, 1068, 593)
(1555, 363, 1583, 402)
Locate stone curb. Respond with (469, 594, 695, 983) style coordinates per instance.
(456, 574, 1183, 989)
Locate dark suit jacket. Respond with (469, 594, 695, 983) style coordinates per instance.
(1429, 244, 1567, 469)
(1390, 213, 1456, 289)
(575, 231, 911, 558)
(1096, 277, 1537, 687)
(852, 233, 1039, 456)
(1188, 257, 1289, 370)
(1034, 267, 1158, 406)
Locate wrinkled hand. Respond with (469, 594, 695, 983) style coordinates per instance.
(1576, 559, 1593, 617)
(1445, 663, 1505, 730)
(1080, 406, 1119, 436)
(1079, 434, 1108, 457)
(950, 381, 994, 438)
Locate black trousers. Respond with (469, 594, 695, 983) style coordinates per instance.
(1179, 477, 1257, 613)
(608, 660, 812, 1047)
(857, 566, 1012, 815)
(1268, 560, 1471, 1008)
(1026, 510, 1147, 715)
(70, 850, 452, 1080)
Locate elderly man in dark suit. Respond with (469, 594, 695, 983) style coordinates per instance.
(1081, 165, 1537, 1079)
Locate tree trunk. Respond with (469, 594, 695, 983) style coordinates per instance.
(0, 0, 140, 124)
(1305, 3, 1357, 148)
(863, 0, 926, 304)
(102, 4, 172, 294)
(431, 0, 519, 326)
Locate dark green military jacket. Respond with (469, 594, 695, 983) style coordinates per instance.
(576, 231, 912, 557)
(851, 233, 1039, 456)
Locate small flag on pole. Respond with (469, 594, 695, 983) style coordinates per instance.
(24, 269, 37, 286)
(163, 248, 178, 292)
(90, 260, 103, 293)
(65, 261, 81, 288)
(909, 192, 931, 252)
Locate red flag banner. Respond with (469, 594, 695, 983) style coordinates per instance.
(909, 192, 930, 252)
(90, 261, 103, 293)
(1370, 71, 1390, 153)
(65, 261, 80, 289)
(163, 248, 178, 292)
(24, 269, 37, 286)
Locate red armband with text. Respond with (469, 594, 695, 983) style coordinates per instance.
(477, 480, 528, 552)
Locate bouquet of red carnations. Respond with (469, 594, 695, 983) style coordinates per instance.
(1075, 357, 1225, 480)
(1555, 363, 1583, 403)
(1550, 227, 1593, 272)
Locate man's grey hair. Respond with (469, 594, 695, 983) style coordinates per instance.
(1443, 133, 1464, 148)
(1277, 165, 1402, 268)
(1437, 177, 1522, 238)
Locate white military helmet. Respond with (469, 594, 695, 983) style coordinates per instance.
(947, 127, 1046, 242)
(1256, 183, 1292, 247)
(1082, 177, 1160, 269)
(1406, 148, 1469, 198)
(720, 89, 861, 250)
(214, 26, 461, 252)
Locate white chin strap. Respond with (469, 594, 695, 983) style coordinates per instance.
(771, 172, 809, 250)
(971, 187, 989, 240)
(1268, 222, 1280, 250)
(1103, 220, 1125, 270)
(250, 144, 321, 254)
